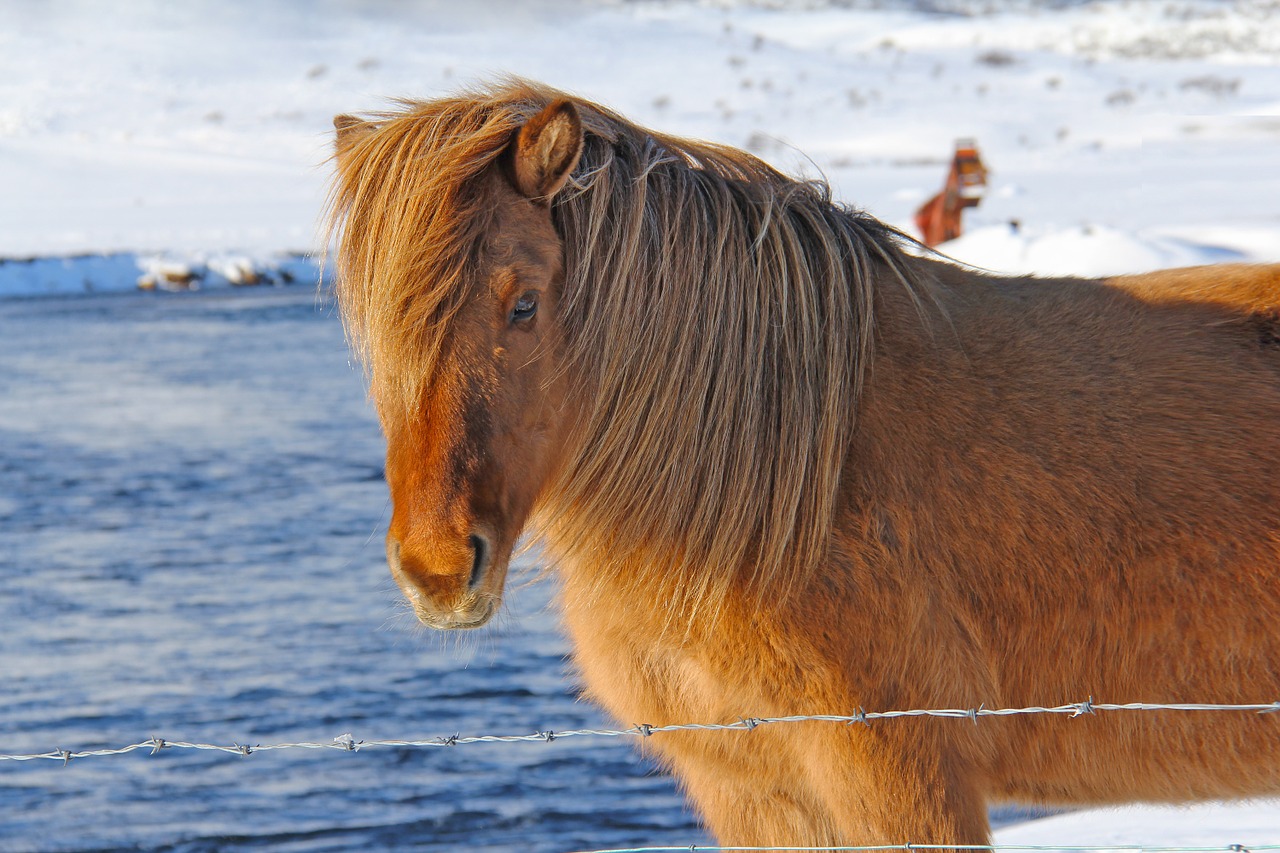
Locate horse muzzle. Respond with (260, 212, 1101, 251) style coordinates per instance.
(386, 531, 503, 629)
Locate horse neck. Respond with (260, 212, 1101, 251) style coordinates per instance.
(541, 248, 954, 631)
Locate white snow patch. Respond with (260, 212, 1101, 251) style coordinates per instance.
(939, 222, 1254, 278)
(995, 799, 1280, 849)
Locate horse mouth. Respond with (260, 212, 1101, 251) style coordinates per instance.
(412, 597, 498, 630)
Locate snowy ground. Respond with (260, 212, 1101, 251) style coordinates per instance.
(995, 799, 1280, 848)
(1, 0, 1277, 847)
(2, 0, 1279, 292)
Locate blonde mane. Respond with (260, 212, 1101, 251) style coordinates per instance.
(328, 79, 917, 609)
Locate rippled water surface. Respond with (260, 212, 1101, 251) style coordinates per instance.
(0, 289, 702, 852)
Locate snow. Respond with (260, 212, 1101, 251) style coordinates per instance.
(3, 0, 1279, 295)
(995, 799, 1280, 849)
(1, 0, 1276, 844)
(939, 221, 1252, 278)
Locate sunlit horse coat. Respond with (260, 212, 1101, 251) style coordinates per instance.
(328, 80, 1280, 848)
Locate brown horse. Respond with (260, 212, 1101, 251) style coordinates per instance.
(328, 79, 1280, 848)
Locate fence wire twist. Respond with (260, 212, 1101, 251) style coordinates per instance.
(2, 700, 1278, 765)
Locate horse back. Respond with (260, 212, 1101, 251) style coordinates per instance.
(1108, 261, 1280, 313)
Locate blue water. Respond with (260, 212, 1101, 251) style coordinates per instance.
(0, 289, 701, 852)
(0, 287, 1045, 851)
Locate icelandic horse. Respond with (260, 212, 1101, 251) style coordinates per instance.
(327, 80, 1280, 848)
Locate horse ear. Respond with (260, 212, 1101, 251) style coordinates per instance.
(334, 114, 374, 161)
(509, 100, 583, 204)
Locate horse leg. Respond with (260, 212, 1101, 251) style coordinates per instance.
(673, 754, 840, 849)
(662, 724, 988, 849)
(795, 723, 991, 848)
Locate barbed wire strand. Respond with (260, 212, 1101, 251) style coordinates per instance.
(2, 700, 1278, 764)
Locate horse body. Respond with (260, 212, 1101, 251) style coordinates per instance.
(556, 258, 1280, 843)
(329, 81, 1280, 847)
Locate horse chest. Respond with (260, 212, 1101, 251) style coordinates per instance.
(558, 582, 758, 726)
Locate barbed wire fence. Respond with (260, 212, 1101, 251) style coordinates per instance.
(4, 699, 1277, 852)
(3, 699, 1277, 764)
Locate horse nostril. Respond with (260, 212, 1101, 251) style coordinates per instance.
(388, 532, 490, 595)
(468, 533, 490, 590)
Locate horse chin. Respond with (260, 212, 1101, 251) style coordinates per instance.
(411, 596, 500, 631)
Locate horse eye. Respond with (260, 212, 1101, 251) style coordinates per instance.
(511, 291, 538, 324)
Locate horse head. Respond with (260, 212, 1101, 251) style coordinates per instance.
(332, 100, 583, 629)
